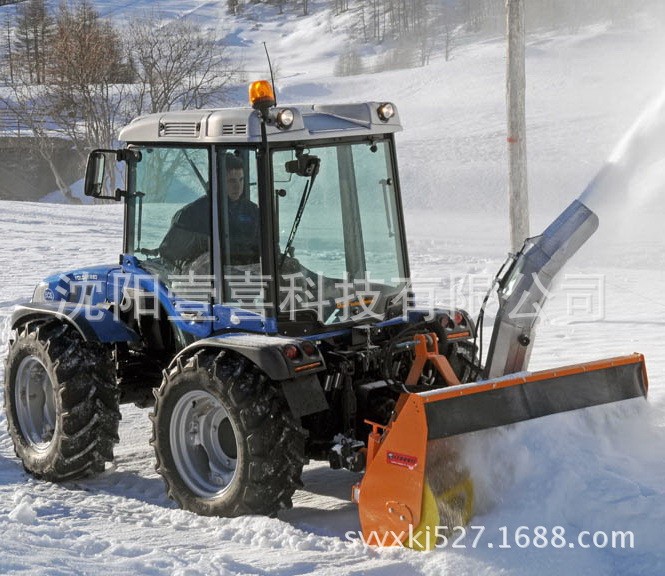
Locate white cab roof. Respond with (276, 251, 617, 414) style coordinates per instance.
(118, 103, 402, 144)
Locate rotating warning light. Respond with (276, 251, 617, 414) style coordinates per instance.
(249, 80, 276, 110)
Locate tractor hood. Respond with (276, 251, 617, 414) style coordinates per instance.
(32, 264, 121, 306)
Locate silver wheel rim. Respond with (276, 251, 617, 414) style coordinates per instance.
(15, 356, 56, 452)
(170, 390, 239, 498)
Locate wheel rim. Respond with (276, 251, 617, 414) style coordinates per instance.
(170, 390, 240, 498)
(14, 356, 56, 452)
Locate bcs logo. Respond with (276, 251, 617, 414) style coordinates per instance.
(386, 451, 418, 470)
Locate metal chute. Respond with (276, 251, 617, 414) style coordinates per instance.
(484, 199, 599, 379)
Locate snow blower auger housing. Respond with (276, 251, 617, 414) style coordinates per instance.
(4, 81, 648, 548)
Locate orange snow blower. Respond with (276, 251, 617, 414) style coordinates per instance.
(353, 199, 649, 549)
(354, 349, 647, 549)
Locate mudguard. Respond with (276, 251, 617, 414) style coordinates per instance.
(10, 303, 139, 344)
(169, 334, 329, 417)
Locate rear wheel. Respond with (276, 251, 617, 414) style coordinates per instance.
(151, 350, 306, 516)
(4, 320, 120, 480)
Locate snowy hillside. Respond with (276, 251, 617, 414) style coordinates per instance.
(103, 0, 665, 217)
(1, 2, 665, 575)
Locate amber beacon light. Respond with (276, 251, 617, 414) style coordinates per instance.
(249, 80, 276, 110)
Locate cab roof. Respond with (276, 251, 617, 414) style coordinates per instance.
(118, 102, 402, 144)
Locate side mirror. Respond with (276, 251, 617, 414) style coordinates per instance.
(84, 148, 139, 201)
(84, 151, 108, 198)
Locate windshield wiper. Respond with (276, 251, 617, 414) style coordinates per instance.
(182, 149, 208, 193)
(279, 156, 320, 268)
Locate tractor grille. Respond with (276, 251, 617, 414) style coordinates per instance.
(159, 122, 200, 137)
(221, 123, 247, 136)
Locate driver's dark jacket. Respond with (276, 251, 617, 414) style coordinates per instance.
(159, 194, 259, 265)
(227, 196, 260, 264)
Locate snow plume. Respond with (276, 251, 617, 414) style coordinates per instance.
(459, 399, 665, 575)
(580, 86, 665, 215)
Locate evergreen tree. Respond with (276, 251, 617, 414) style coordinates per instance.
(13, 0, 53, 84)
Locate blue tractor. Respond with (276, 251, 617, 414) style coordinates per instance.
(4, 82, 647, 545)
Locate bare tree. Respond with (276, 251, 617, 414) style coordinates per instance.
(227, 0, 240, 16)
(332, 0, 349, 15)
(1, 0, 133, 200)
(1, 1, 235, 202)
(272, 0, 286, 15)
(334, 47, 364, 76)
(128, 15, 235, 115)
(1, 82, 82, 201)
(48, 1, 133, 154)
(436, 1, 463, 62)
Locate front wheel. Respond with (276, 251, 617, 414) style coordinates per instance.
(151, 350, 306, 516)
(4, 320, 120, 480)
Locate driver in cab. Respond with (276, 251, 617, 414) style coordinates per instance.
(157, 153, 260, 271)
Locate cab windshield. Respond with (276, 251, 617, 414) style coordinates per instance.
(274, 139, 407, 324)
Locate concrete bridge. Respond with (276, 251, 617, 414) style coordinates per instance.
(0, 132, 80, 202)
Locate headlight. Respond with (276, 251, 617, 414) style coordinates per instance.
(32, 283, 53, 303)
(276, 108, 295, 129)
(377, 102, 395, 122)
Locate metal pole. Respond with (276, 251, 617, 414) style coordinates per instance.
(506, 0, 529, 252)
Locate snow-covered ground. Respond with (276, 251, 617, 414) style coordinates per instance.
(1, 2, 665, 574)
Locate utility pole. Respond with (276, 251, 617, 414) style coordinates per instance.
(506, 0, 529, 252)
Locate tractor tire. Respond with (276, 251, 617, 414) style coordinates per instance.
(4, 319, 120, 481)
(151, 349, 307, 517)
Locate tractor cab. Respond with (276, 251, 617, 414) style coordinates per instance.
(86, 92, 409, 337)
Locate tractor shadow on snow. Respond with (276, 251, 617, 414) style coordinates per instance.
(279, 463, 363, 538)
